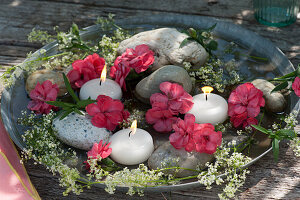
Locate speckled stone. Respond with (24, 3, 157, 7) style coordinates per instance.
(53, 112, 111, 150)
(135, 65, 192, 104)
(148, 141, 214, 177)
(252, 79, 286, 113)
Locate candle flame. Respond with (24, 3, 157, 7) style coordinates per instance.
(100, 64, 107, 83)
(201, 86, 214, 94)
(130, 120, 137, 136)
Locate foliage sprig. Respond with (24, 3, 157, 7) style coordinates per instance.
(180, 24, 218, 55)
(46, 73, 96, 120)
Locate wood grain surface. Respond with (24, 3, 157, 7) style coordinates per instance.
(0, 0, 299, 199)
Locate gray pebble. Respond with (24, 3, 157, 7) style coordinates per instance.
(252, 79, 286, 113)
(148, 141, 214, 177)
(53, 112, 111, 150)
(135, 65, 192, 104)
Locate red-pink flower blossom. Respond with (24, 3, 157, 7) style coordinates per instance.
(109, 57, 131, 91)
(151, 82, 194, 115)
(87, 140, 112, 159)
(27, 80, 59, 114)
(193, 123, 222, 154)
(146, 101, 177, 133)
(230, 113, 258, 129)
(169, 114, 198, 152)
(110, 44, 154, 91)
(292, 77, 300, 97)
(86, 95, 129, 131)
(84, 53, 106, 75)
(228, 83, 265, 128)
(127, 44, 155, 73)
(67, 53, 105, 89)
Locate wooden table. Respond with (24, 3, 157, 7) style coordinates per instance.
(0, 0, 299, 199)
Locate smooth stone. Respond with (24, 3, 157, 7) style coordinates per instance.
(148, 141, 214, 177)
(117, 28, 209, 71)
(52, 112, 111, 150)
(135, 65, 193, 104)
(252, 79, 286, 113)
(26, 69, 67, 96)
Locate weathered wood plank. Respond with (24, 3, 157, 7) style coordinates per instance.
(1, 0, 300, 199)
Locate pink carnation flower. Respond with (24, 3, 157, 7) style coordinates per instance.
(27, 80, 59, 114)
(110, 44, 154, 91)
(230, 112, 258, 129)
(292, 77, 300, 97)
(86, 95, 129, 131)
(193, 123, 222, 154)
(151, 82, 194, 115)
(67, 53, 105, 89)
(87, 140, 112, 159)
(128, 44, 155, 73)
(228, 83, 265, 129)
(145, 102, 177, 133)
(109, 57, 131, 91)
(84, 53, 106, 75)
(169, 114, 198, 152)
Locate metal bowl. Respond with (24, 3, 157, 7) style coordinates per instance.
(1, 13, 299, 192)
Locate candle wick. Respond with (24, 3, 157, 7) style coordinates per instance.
(99, 80, 102, 86)
(128, 130, 132, 137)
(205, 94, 208, 101)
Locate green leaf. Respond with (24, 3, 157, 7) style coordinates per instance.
(76, 99, 96, 108)
(71, 23, 80, 39)
(271, 81, 288, 93)
(296, 65, 300, 76)
(251, 125, 270, 135)
(272, 138, 279, 162)
(73, 108, 84, 115)
(46, 101, 75, 108)
(54, 109, 64, 119)
(207, 40, 218, 51)
(180, 38, 191, 48)
(59, 109, 73, 120)
(206, 23, 217, 32)
(274, 71, 296, 80)
(102, 157, 116, 166)
(102, 158, 121, 171)
(275, 129, 296, 140)
(180, 29, 190, 36)
(188, 28, 197, 38)
(63, 73, 80, 103)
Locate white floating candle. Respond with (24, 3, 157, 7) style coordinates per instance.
(109, 120, 154, 165)
(187, 86, 228, 125)
(79, 65, 122, 100)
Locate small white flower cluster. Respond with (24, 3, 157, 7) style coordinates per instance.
(99, 35, 120, 66)
(27, 28, 55, 45)
(86, 157, 110, 181)
(183, 61, 192, 71)
(198, 145, 251, 199)
(189, 58, 241, 93)
(119, 108, 146, 129)
(104, 164, 163, 196)
(284, 110, 298, 130)
(98, 29, 130, 67)
(289, 137, 300, 157)
(19, 110, 82, 196)
(42, 51, 83, 71)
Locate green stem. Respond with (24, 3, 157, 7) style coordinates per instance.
(239, 53, 268, 61)
(154, 166, 201, 173)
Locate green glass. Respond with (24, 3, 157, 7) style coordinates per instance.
(253, 0, 299, 27)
